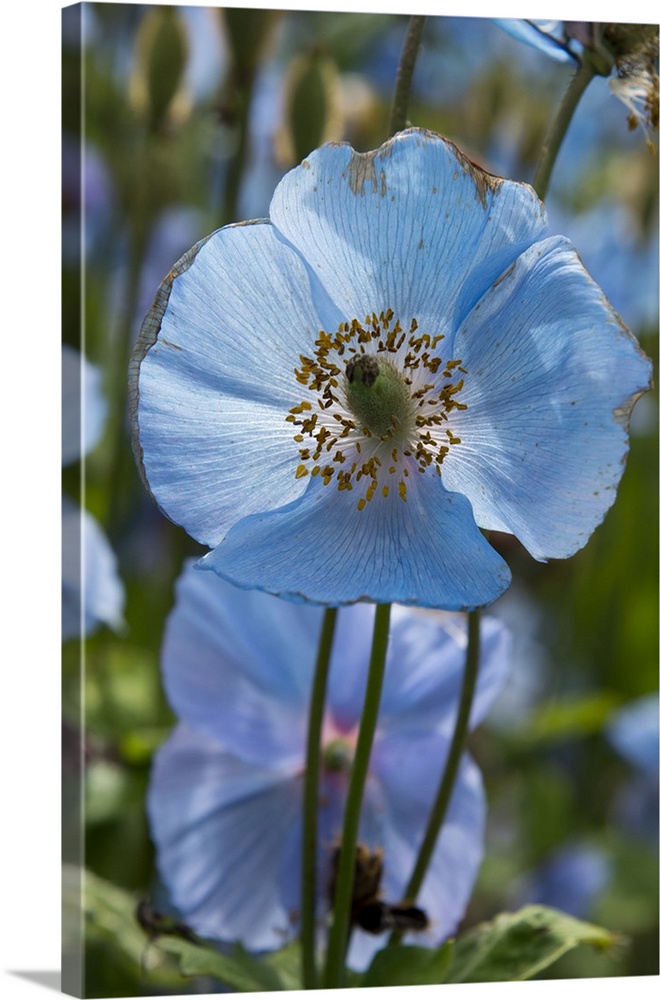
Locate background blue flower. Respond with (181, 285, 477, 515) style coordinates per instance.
(62, 346, 124, 640)
(148, 561, 510, 970)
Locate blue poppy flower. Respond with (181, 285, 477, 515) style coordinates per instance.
(131, 128, 651, 610)
(148, 561, 510, 970)
(495, 20, 658, 145)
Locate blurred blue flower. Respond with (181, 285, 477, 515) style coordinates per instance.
(132, 128, 651, 610)
(62, 345, 107, 466)
(62, 346, 124, 640)
(148, 562, 511, 969)
(61, 497, 125, 641)
(608, 693, 659, 780)
(607, 694, 659, 842)
(512, 842, 611, 919)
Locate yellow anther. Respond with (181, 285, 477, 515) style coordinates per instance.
(287, 310, 467, 501)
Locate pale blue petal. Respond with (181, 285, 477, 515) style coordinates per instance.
(495, 19, 580, 64)
(201, 472, 512, 610)
(148, 724, 302, 951)
(134, 221, 327, 547)
(269, 129, 547, 338)
(162, 561, 321, 768)
(442, 236, 652, 559)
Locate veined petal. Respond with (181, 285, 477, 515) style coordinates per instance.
(200, 472, 512, 610)
(148, 724, 301, 951)
(161, 562, 320, 767)
(269, 129, 547, 337)
(376, 610, 511, 737)
(132, 221, 328, 547)
(442, 236, 653, 559)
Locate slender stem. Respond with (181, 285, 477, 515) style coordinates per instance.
(533, 60, 596, 201)
(388, 609, 481, 947)
(301, 606, 338, 991)
(387, 15, 426, 137)
(323, 603, 392, 988)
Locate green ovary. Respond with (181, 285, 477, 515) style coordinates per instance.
(344, 354, 414, 440)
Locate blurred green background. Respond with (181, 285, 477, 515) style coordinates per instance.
(61, 5, 658, 996)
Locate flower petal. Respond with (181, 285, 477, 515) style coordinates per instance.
(269, 129, 547, 337)
(442, 236, 653, 559)
(148, 724, 301, 951)
(494, 19, 580, 64)
(132, 221, 329, 547)
(161, 561, 321, 767)
(201, 472, 512, 610)
(376, 609, 511, 737)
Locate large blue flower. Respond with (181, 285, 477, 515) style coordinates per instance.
(148, 562, 510, 970)
(131, 128, 651, 609)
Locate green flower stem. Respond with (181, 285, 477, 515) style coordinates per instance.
(533, 60, 596, 201)
(387, 15, 426, 137)
(301, 606, 338, 991)
(388, 609, 481, 947)
(322, 603, 392, 988)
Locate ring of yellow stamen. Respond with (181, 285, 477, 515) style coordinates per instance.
(286, 310, 467, 510)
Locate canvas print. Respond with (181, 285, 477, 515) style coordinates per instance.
(61, 3, 659, 997)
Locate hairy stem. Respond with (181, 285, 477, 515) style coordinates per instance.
(533, 60, 596, 201)
(387, 15, 426, 137)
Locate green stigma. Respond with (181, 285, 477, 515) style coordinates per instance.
(344, 354, 413, 439)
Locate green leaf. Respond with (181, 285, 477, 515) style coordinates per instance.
(73, 866, 183, 986)
(362, 942, 453, 987)
(156, 937, 286, 992)
(78, 865, 288, 992)
(262, 940, 303, 991)
(512, 692, 622, 746)
(445, 905, 620, 983)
